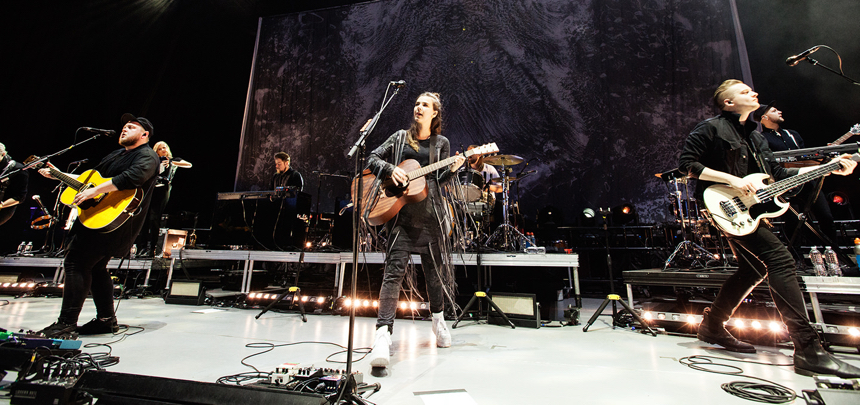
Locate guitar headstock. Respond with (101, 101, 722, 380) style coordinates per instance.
(464, 142, 499, 157)
(21, 156, 56, 171)
(851, 124, 860, 135)
(23, 155, 45, 170)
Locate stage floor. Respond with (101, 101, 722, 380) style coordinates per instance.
(1, 296, 856, 404)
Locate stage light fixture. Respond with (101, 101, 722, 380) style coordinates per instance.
(829, 191, 849, 205)
(734, 319, 745, 329)
(657, 313, 666, 320)
(643, 312, 653, 320)
(686, 315, 697, 324)
(751, 320, 762, 330)
(849, 328, 859, 337)
(612, 203, 638, 225)
(400, 302, 407, 309)
(769, 321, 783, 332)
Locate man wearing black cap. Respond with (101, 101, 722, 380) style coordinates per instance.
(36, 113, 159, 338)
(679, 79, 860, 377)
(756, 103, 845, 268)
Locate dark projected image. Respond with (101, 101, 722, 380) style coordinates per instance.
(236, 0, 747, 225)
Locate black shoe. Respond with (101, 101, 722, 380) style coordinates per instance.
(38, 322, 78, 339)
(77, 317, 119, 335)
(793, 338, 860, 378)
(697, 308, 756, 353)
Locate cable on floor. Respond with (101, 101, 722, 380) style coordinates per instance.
(679, 355, 797, 403)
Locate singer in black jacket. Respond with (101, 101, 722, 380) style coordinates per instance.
(36, 114, 159, 339)
(365, 92, 464, 369)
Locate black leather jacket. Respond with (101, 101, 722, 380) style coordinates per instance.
(679, 111, 797, 199)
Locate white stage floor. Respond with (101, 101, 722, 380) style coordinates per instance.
(1, 296, 857, 404)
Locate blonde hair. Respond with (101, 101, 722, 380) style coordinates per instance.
(713, 79, 743, 110)
(153, 141, 173, 159)
(406, 92, 443, 151)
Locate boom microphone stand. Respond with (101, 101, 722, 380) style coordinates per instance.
(332, 83, 401, 404)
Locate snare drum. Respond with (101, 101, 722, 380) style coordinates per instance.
(457, 169, 485, 202)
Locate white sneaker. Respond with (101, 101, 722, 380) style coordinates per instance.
(369, 326, 392, 368)
(432, 312, 451, 348)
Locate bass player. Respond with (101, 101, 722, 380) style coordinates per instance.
(365, 92, 465, 369)
(36, 113, 159, 338)
(679, 79, 859, 377)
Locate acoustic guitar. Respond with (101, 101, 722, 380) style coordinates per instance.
(353, 143, 498, 226)
(702, 153, 859, 236)
(25, 156, 142, 232)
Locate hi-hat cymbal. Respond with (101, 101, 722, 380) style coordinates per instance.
(483, 154, 524, 166)
(490, 176, 521, 184)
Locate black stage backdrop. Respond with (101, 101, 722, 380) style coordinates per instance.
(2, 0, 859, 254)
(236, 0, 747, 224)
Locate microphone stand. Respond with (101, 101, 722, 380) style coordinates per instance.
(800, 56, 860, 85)
(334, 85, 400, 404)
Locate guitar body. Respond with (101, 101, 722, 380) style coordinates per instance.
(58, 169, 141, 232)
(354, 159, 428, 226)
(350, 142, 499, 226)
(702, 173, 789, 237)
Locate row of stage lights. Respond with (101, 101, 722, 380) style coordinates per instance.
(0, 282, 64, 296)
(341, 298, 429, 312)
(641, 310, 860, 341)
(246, 292, 329, 304)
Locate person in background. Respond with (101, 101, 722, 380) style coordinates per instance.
(271, 152, 303, 191)
(0, 142, 29, 227)
(139, 141, 192, 256)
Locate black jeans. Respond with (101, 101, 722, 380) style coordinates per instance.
(58, 249, 115, 324)
(376, 247, 445, 333)
(711, 227, 817, 342)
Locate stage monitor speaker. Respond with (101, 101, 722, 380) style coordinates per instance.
(73, 370, 327, 405)
(488, 292, 541, 328)
(164, 280, 205, 305)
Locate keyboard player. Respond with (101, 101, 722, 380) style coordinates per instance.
(755, 102, 852, 272)
(271, 152, 304, 192)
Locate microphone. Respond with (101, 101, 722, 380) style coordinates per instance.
(70, 158, 89, 165)
(390, 80, 406, 88)
(81, 127, 116, 136)
(32, 195, 51, 215)
(785, 46, 821, 67)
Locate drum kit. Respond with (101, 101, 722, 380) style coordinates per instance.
(657, 168, 729, 269)
(453, 153, 532, 251)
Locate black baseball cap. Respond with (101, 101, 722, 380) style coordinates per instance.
(753, 100, 776, 122)
(121, 113, 154, 136)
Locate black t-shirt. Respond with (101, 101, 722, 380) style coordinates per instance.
(67, 144, 159, 257)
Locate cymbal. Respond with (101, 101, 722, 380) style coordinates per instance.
(654, 168, 686, 181)
(483, 154, 524, 166)
(490, 176, 521, 184)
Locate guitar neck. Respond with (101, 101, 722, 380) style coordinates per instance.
(407, 153, 472, 180)
(50, 167, 85, 191)
(830, 124, 860, 145)
(831, 131, 854, 146)
(759, 159, 849, 200)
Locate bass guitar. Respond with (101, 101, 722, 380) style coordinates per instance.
(24, 156, 142, 232)
(353, 143, 498, 226)
(702, 153, 860, 236)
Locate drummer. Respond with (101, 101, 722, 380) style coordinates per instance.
(467, 145, 503, 193)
